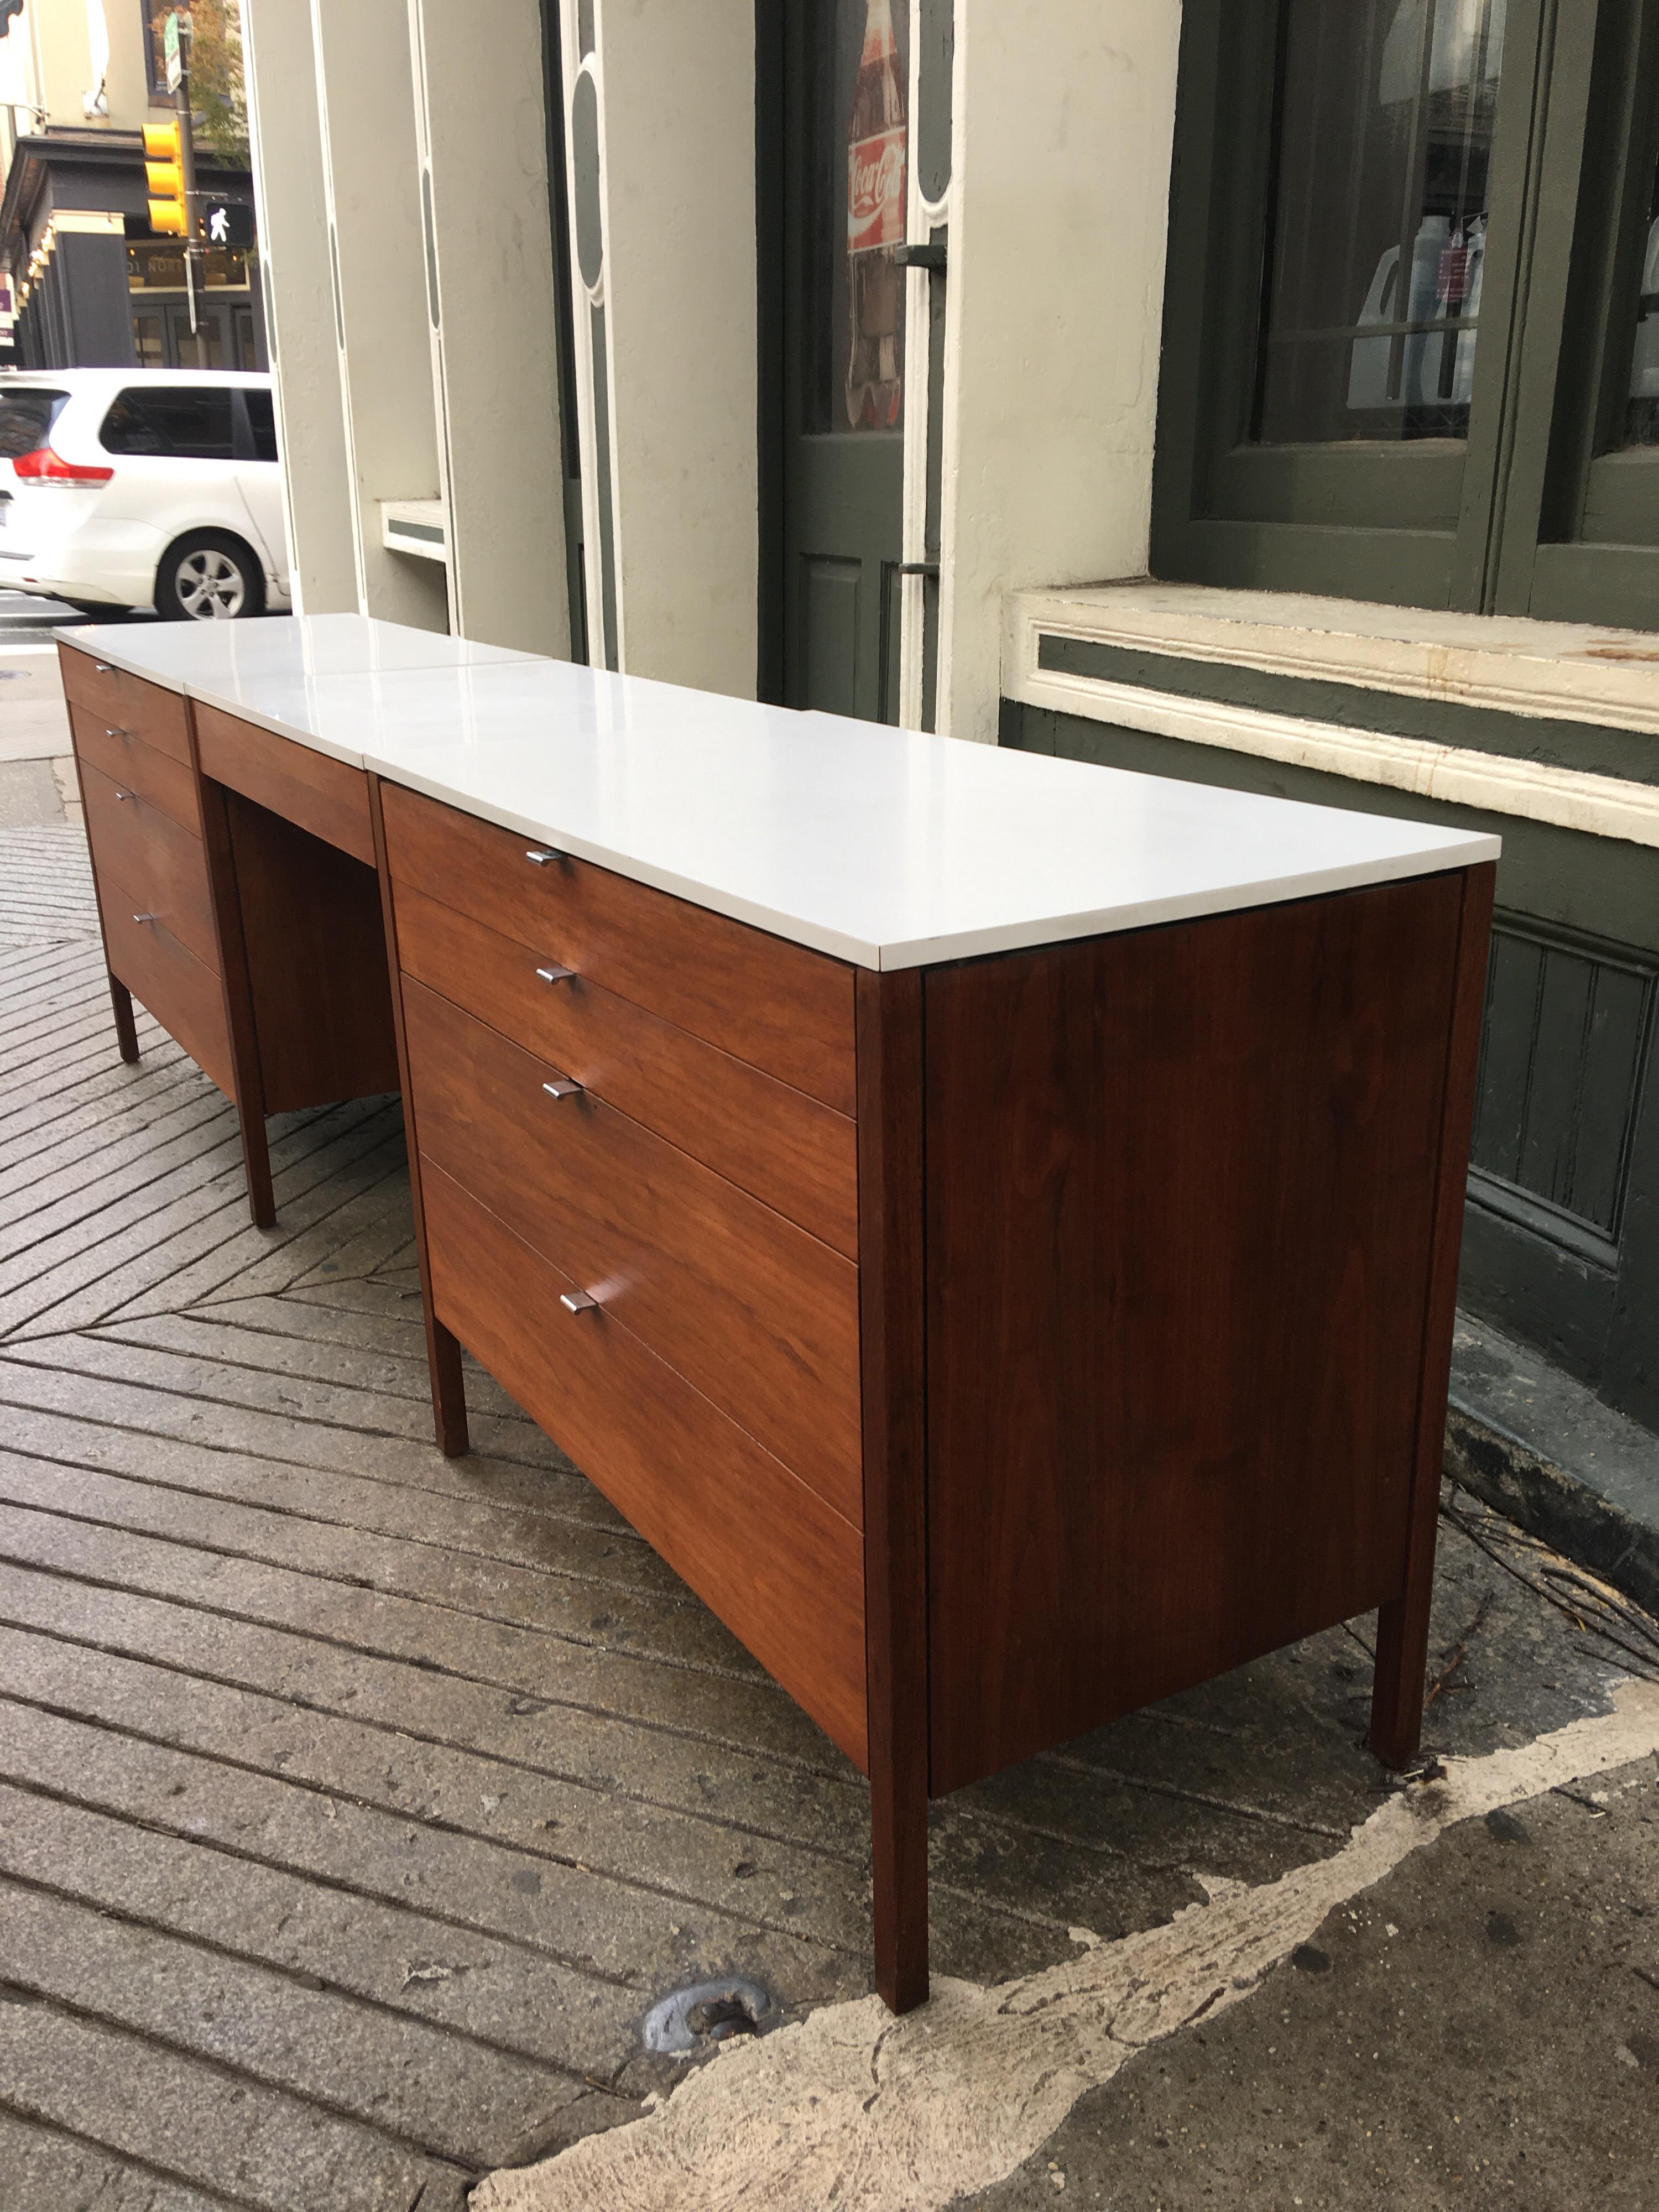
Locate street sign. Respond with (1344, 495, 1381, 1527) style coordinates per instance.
(203, 201, 254, 249)
(163, 11, 187, 93)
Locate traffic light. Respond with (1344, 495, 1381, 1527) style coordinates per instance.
(143, 121, 187, 237)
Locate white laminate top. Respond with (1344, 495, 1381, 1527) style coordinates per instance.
(60, 612, 536, 703)
(59, 619, 1500, 972)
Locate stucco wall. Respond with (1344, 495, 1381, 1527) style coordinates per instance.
(937, 1, 1183, 744)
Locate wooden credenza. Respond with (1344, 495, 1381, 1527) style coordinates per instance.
(57, 619, 1499, 2014)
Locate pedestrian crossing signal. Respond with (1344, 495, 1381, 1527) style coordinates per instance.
(143, 121, 187, 237)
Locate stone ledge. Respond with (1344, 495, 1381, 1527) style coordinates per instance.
(1002, 582, 1659, 847)
(1006, 581, 1659, 735)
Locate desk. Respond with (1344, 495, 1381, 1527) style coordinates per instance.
(58, 615, 1499, 2013)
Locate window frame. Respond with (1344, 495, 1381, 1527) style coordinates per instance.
(1152, 0, 1659, 627)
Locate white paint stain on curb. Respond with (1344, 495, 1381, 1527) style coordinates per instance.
(472, 1681, 1659, 2212)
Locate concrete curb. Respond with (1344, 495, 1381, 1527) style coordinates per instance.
(1446, 1394, 1659, 1621)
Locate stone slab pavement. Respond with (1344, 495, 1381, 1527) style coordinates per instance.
(0, 598, 164, 831)
(0, 812, 1655, 2211)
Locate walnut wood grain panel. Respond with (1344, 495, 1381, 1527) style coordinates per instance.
(68, 702, 201, 835)
(58, 645, 190, 764)
(924, 874, 1468, 1794)
(94, 876, 234, 1098)
(424, 1162, 868, 1766)
(393, 879, 859, 1258)
(380, 781, 856, 1113)
(194, 704, 375, 864)
(221, 790, 399, 1115)
(79, 757, 218, 973)
(403, 977, 862, 1524)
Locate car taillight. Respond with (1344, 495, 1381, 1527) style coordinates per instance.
(12, 446, 114, 486)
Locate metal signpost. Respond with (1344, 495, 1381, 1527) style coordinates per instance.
(165, 12, 201, 333)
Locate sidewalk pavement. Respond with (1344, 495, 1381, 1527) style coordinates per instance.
(0, 598, 94, 831)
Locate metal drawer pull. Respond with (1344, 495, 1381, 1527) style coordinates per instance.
(132, 911, 157, 924)
(114, 789, 131, 801)
(535, 964, 576, 985)
(525, 848, 565, 865)
(93, 661, 114, 672)
(560, 1289, 599, 1314)
(542, 1078, 583, 1102)
(105, 726, 127, 739)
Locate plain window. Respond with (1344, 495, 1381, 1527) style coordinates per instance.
(1255, 0, 1506, 446)
(243, 388, 278, 462)
(1153, 0, 1659, 628)
(100, 388, 237, 461)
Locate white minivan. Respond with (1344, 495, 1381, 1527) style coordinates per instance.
(0, 367, 289, 619)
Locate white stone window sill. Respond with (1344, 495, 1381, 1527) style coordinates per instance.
(1003, 581, 1659, 849)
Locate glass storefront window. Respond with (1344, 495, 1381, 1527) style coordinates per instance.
(1254, 0, 1507, 445)
(127, 242, 251, 291)
(1626, 138, 1659, 447)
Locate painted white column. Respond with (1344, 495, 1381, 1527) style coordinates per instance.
(936, 0, 1183, 744)
(407, 0, 570, 658)
(309, 0, 447, 631)
(241, 0, 357, 615)
(579, 0, 759, 696)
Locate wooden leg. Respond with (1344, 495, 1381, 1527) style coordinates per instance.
(109, 976, 139, 1063)
(1370, 863, 1496, 1773)
(194, 754, 278, 1229)
(870, 1724, 929, 2012)
(236, 1095, 276, 1230)
(1370, 1584, 1432, 1770)
(367, 773, 471, 1461)
(857, 967, 930, 2012)
(427, 1313, 471, 1459)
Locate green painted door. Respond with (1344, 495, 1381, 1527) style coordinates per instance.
(780, 0, 909, 720)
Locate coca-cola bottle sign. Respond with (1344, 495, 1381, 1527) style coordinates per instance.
(844, 0, 907, 429)
(848, 127, 905, 254)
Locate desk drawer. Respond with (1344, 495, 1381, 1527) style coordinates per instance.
(380, 781, 856, 1114)
(97, 883, 233, 1097)
(69, 702, 201, 836)
(58, 646, 190, 766)
(404, 976, 863, 1525)
(80, 758, 218, 973)
(424, 1162, 868, 1766)
(393, 880, 858, 1258)
(195, 704, 374, 864)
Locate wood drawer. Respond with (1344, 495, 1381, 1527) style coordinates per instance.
(404, 977, 863, 1524)
(69, 702, 201, 836)
(195, 704, 375, 865)
(380, 781, 856, 1114)
(424, 1163, 868, 1766)
(80, 759, 218, 973)
(97, 880, 233, 1098)
(58, 645, 190, 765)
(393, 880, 859, 1258)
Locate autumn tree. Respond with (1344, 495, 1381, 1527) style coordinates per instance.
(152, 3, 247, 165)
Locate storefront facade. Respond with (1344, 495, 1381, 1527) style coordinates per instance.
(0, 131, 264, 373)
(243, 0, 1658, 1434)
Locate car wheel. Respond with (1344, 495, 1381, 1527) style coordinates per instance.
(156, 532, 265, 622)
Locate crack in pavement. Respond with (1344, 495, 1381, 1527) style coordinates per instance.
(471, 1677, 1659, 2212)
